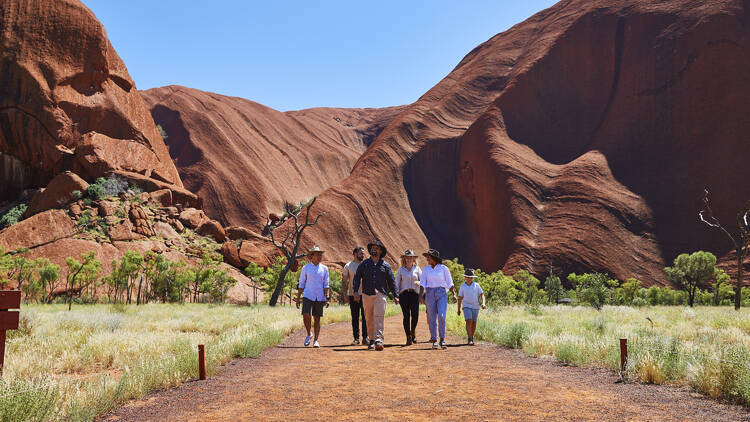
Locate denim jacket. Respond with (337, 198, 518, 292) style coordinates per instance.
(353, 258, 398, 297)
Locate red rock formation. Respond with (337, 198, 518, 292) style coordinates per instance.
(141, 86, 406, 229)
(24, 172, 88, 216)
(299, 0, 750, 286)
(0, 0, 182, 200)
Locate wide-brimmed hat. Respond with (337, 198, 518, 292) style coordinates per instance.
(401, 249, 418, 258)
(422, 249, 442, 263)
(307, 245, 324, 256)
(367, 240, 388, 259)
(464, 268, 478, 278)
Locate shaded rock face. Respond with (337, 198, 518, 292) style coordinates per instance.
(141, 86, 406, 230)
(0, 0, 182, 200)
(25, 172, 88, 216)
(301, 0, 750, 286)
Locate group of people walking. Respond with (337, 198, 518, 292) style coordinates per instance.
(295, 240, 486, 350)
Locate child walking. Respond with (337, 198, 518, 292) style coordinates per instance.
(457, 269, 486, 345)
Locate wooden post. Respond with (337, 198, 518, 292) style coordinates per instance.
(619, 338, 628, 374)
(0, 290, 21, 376)
(198, 344, 206, 380)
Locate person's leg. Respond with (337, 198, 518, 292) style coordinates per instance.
(425, 288, 437, 342)
(362, 295, 376, 342)
(408, 291, 419, 337)
(303, 313, 312, 335)
(399, 292, 410, 340)
(360, 300, 368, 341)
(313, 315, 321, 341)
(348, 296, 360, 340)
(437, 289, 448, 341)
(373, 291, 387, 344)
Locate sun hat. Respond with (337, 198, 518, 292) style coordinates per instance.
(367, 240, 388, 259)
(422, 249, 442, 263)
(464, 268, 478, 278)
(307, 245, 324, 257)
(401, 249, 418, 258)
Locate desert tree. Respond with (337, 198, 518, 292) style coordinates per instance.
(263, 197, 326, 307)
(64, 251, 102, 310)
(699, 189, 749, 310)
(664, 251, 716, 307)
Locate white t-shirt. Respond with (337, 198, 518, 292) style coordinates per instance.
(421, 264, 453, 289)
(459, 281, 483, 310)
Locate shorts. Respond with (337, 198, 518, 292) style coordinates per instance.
(463, 307, 479, 321)
(302, 298, 325, 317)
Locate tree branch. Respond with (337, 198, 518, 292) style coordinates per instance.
(699, 189, 738, 249)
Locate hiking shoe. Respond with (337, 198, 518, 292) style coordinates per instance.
(432, 341, 438, 350)
(352, 338, 360, 345)
(368, 340, 376, 350)
(375, 341, 384, 351)
(304, 335, 312, 347)
(363, 337, 370, 344)
(468, 339, 475, 346)
(313, 340, 320, 348)
(440, 340, 447, 350)
(406, 337, 412, 346)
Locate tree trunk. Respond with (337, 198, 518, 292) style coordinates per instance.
(736, 246, 744, 311)
(136, 274, 143, 306)
(269, 260, 294, 306)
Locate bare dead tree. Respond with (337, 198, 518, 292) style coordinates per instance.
(264, 197, 326, 307)
(699, 189, 750, 310)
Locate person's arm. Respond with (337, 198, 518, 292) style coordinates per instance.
(296, 267, 306, 308)
(480, 292, 486, 309)
(395, 268, 403, 293)
(323, 267, 330, 307)
(444, 266, 456, 301)
(341, 265, 350, 303)
(353, 261, 364, 302)
(458, 284, 464, 315)
(387, 264, 399, 303)
(419, 285, 425, 304)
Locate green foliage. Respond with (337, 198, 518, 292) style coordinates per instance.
(443, 257, 465, 296)
(156, 124, 168, 140)
(85, 182, 105, 201)
(0, 203, 27, 229)
(85, 176, 129, 200)
(474, 269, 521, 305)
(711, 270, 735, 306)
(71, 190, 82, 201)
(665, 251, 718, 307)
(514, 269, 541, 304)
(64, 251, 102, 310)
(568, 273, 617, 310)
(545, 274, 565, 304)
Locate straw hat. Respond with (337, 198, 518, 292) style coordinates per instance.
(401, 249, 418, 258)
(307, 245, 324, 257)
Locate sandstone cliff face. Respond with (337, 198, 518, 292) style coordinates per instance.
(301, 0, 750, 285)
(0, 0, 182, 200)
(141, 86, 406, 229)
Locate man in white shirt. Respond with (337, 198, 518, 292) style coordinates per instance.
(342, 246, 367, 345)
(419, 249, 456, 350)
(295, 245, 329, 348)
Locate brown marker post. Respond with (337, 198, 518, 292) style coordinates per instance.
(619, 338, 628, 374)
(198, 344, 206, 380)
(0, 290, 21, 376)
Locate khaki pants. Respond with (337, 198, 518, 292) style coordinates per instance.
(362, 291, 387, 342)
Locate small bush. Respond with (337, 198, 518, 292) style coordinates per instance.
(86, 183, 105, 201)
(0, 203, 27, 229)
(501, 322, 529, 349)
(71, 190, 82, 201)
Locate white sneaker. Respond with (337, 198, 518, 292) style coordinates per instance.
(313, 340, 320, 348)
(304, 335, 312, 347)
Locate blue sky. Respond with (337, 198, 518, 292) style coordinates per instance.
(84, 1, 557, 111)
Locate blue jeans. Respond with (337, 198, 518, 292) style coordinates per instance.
(425, 287, 447, 340)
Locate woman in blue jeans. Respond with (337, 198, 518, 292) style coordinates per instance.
(419, 249, 456, 350)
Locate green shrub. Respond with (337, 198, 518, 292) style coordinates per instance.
(86, 183, 105, 201)
(0, 203, 27, 229)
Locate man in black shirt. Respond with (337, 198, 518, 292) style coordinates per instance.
(353, 240, 399, 350)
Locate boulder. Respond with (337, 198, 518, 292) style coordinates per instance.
(107, 220, 144, 242)
(0, 209, 75, 251)
(220, 242, 242, 268)
(98, 200, 118, 217)
(171, 219, 185, 233)
(239, 241, 271, 267)
(225, 226, 261, 241)
(179, 208, 207, 229)
(196, 219, 227, 243)
(159, 206, 179, 217)
(69, 203, 82, 217)
(129, 205, 155, 237)
(153, 221, 179, 240)
(149, 189, 173, 207)
(24, 172, 88, 216)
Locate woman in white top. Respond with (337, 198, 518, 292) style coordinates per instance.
(419, 249, 456, 350)
(395, 250, 422, 345)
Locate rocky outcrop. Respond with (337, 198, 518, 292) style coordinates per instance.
(24, 172, 88, 216)
(297, 0, 750, 286)
(0, 0, 182, 200)
(0, 209, 75, 251)
(141, 86, 406, 230)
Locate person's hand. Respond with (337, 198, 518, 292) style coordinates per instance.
(457, 308, 461, 316)
(343, 295, 349, 304)
(481, 304, 486, 310)
(325, 299, 330, 308)
(394, 297, 400, 305)
(354, 295, 360, 303)
(295, 298, 301, 309)
(419, 296, 425, 305)
(452, 294, 457, 302)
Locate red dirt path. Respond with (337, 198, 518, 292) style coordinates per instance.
(102, 316, 747, 421)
